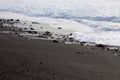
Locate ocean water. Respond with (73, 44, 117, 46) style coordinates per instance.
(0, 0, 120, 46)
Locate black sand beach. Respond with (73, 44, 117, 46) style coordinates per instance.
(0, 26, 120, 80)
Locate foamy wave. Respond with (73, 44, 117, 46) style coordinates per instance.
(71, 31, 120, 46)
(0, 0, 120, 22)
(0, 0, 120, 46)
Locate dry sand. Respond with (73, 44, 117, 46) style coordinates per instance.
(0, 26, 120, 80)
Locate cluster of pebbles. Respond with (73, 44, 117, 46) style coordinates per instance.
(0, 18, 120, 52)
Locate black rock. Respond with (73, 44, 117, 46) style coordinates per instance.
(52, 40, 59, 43)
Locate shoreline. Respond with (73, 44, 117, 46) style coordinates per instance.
(0, 18, 120, 52)
(0, 18, 120, 80)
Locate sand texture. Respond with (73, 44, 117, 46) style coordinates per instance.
(0, 26, 120, 80)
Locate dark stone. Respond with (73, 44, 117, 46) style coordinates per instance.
(88, 70, 93, 73)
(30, 27, 34, 30)
(69, 33, 73, 36)
(76, 51, 84, 54)
(44, 31, 52, 36)
(27, 31, 38, 34)
(80, 42, 86, 46)
(57, 27, 62, 29)
(52, 40, 59, 43)
(0, 72, 3, 76)
(40, 62, 43, 65)
(37, 35, 48, 38)
(26, 69, 29, 72)
(10, 19, 14, 21)
(16, 19, 20, 22)
(100, 71, 103, 74)
(24, 28, 27, 30)
(0, 19, 2, 22)
(69, 37, 74, 42)
(95, 44, 106, 49)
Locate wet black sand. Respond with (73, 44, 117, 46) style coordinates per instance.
(0, 27, 120, 80)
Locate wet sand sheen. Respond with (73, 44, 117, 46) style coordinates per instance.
(0, 34, 120, 80)
(0, 19, 120, 80)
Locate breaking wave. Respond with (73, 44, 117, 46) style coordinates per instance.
(0, 0, 120, 21)
(0, 0, 120, 46)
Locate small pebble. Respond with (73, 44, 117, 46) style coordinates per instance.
(0, 72, 3, 76)
(76, 51, 84, 54)
(40, 62, 43, 65)
(88, 70, 93, 73)
(100, 71, 103, 74)
(26, 69, 29, 72)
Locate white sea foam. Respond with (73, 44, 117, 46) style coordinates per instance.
(0, 0, 120, 18)
(0, 0, 120, 46)
(71, 31, 120, 46)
